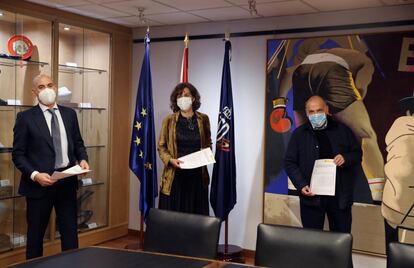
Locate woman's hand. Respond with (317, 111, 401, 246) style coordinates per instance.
(169, 158, 183, 168)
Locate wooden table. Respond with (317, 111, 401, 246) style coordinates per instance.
(8, 246, 256, 268)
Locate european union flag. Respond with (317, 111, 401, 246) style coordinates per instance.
(129, 33, 157, 220)
(210, 40, 236, 220)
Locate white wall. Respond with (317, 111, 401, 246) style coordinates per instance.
(128, 4, 414, 250)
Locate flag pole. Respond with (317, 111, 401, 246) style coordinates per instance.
(225, 219, 228, 253)
(213, 34, 243, 263)
(125, 213, 145, 250)
(126, 27, 157, 251)
(140, 213, 144, 247)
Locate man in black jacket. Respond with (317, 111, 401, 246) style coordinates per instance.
(12, 74, 89, 259)
(285, 95, 362, 232)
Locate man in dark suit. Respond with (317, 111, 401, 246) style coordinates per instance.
(12, 74, 89, 259)
(285, 95, 362, 233)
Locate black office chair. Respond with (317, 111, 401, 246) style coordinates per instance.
(143, 208, 221, 259)
(387, 242, 414, 268)
(255, 223, 353, 268)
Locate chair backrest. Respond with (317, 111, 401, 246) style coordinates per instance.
(143, 208, 221, 259)
(255, 223, 353, 268)
(387, 242, 414, 268)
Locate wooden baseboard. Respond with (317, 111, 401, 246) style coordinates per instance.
(242, 249, 255, 259)
(128, 229, 142, 236)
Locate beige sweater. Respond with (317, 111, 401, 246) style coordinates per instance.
(382, 116, 414, 228)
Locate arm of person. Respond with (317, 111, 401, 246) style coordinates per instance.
(203, 114, 212, 148)
(284, 131, 308, 193)
(12, 112, 56, 187)
(157, 117, 181, 168)
(338, 126, 363, 167)
(12, 112, 36, 178)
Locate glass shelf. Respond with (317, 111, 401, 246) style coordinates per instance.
(58, 64, 107, 74)
(0, 145, 105, 154)
(85, 145, 105, 149)
(0, 195, 23, 201)
(0, 148, 12, 153)
(0, 103, 106, 111)
(0, 55, 49, 67)
(79, 180, 104, 188)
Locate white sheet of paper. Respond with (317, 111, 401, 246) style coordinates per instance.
(310, 159, 336, 196)
(51, 165, 91, 181)
(178, 148, 216, 169)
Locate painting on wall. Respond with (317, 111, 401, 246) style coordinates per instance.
(264, 31, 414, 254)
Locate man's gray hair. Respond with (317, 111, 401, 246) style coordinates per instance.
(32, 74, 53, 88)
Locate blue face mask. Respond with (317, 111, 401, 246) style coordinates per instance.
(308, 113, 327, 129)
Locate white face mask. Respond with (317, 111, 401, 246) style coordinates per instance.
(177, 96, 193, 111)
(38, 87, 57, 106)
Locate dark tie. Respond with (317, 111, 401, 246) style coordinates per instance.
(48, 108, 63, 168)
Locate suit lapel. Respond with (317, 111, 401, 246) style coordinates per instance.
(33, 105, 54, 150)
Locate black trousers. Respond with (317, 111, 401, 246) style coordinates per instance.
(384, 219, 399, 255)
(300, 196, 352, 233)
(25, 180, 78, 259)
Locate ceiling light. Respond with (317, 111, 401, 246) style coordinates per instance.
(63, 26, 70, 31)
(138, 7, 147, 26)
(0, 12, 4, 16)
(248, 0, 258, 16)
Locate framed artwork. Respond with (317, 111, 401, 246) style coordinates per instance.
(264, 30, 414, 254)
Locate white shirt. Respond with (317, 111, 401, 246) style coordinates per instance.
(30, 103, 70, 180)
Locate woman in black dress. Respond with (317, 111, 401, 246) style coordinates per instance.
(158, 83, 211, 215)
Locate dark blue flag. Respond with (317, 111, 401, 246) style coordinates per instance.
(129, 33, 157, 220)
(210, 40, 236, 220)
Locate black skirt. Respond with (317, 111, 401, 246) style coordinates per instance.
(159, 167, 209, 216)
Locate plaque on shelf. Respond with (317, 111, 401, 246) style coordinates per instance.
(87, 222, 98, 229)
(10, 233, 26, 246)
(78, 102, 92, 108)
(0, 185, 12, 198)
(65, 62, 77, 67)
(7, 35, 33, 60)
(6, 99, 21, 106)
(0, 180, 11, 187)
(81, 178, 93, 186)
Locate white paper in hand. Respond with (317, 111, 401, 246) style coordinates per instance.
(310, 159, 336, 196)
(178, 148, 216, 169)
(51, 165, 91, 181)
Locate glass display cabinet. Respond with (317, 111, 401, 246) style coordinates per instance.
(0, 11, 52, 252)
(0, 10, 111, 249)
(58, 24, 110, 233)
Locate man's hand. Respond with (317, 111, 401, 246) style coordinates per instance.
(301, 185, 315, 196)
(169, 158, 183, 168)
(79, 160, 89, 170)
(333, 154, 345, 167)
(34, 173, 55, 187)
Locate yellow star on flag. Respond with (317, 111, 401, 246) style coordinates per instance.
(145, 162, 152, 170)
(134, 136, 141, 146)
(134, 121, 142, 130)
(139, 150, 143, 158)
(141, 108, 147, 117)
